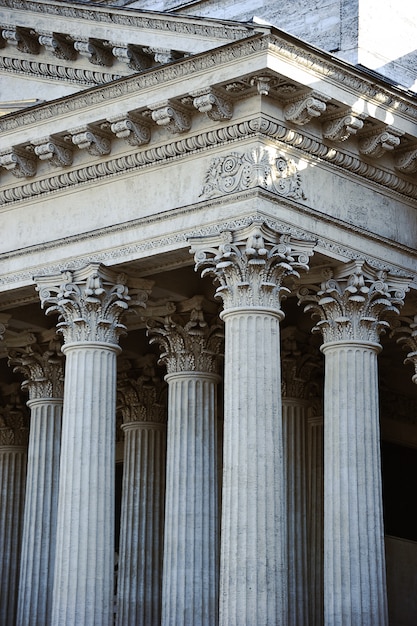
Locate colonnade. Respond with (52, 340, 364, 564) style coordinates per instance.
(0, 222, 415, 625)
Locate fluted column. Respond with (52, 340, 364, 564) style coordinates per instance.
(190, 221, 314, 625)
(307, 414, 324, 626)
(116, 357, 167, 626)
(35, 263, 152, 626)
(8, 333, 64, 626)
(299, 261, 411, 625)
(0, 390, 28, 626)
(281, 326, 321, 626)
(148, 296, 223, 626)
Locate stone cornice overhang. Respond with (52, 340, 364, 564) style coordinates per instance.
(1, 30, 417, 205)
(0, 0, 256, 50)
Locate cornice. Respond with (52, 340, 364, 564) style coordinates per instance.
(1, 33, 417, 134)
(1, 117, 416, 207)
(0, 0, 253, 41)
(0, 54, 122, 86)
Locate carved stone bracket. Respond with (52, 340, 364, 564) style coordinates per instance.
(144, 47, 175, 64)
(190, 220, 315, 311)
(192, 89, 233, 121)
(74, 38, 113, 67)
(149, 101, 191, 134)
(2, 26, 40, 54)
(32, 136, 73, 167)
(109, 115, 151, 146)
(38, 32, 76, 61)
(147, 295, 223, 375)
(8, 333, 65, 400)
(284, 93, 328, 125)
(35, 263, 153, 345)
(394, 147, 417, 174)
(391, 315, 417, 384)
(298, 261, 410, 344)
(0, 148, 37, 178)
(322, 112, 365, 142)
(70, 124, 111, 156)
(200, 146, 305, 200)
(359, 128, 403, 158)
(112, 45, 152, 71)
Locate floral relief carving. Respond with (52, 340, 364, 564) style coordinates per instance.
(35, 263, 152, 345)
(190, 220, 315, 311)
(200, 147, 306, 200)
(298, 261, 410, 344)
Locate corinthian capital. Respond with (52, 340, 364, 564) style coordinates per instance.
(391, 314, 417, 384)
(117, 355, 167, 424)
(281, 326, 322, 399)
(0, 383, 29, 446)
(298, 261, 410, 344)
(147, 296, 223, 375)
(8, 332, 64, 400)
(190, 221, 315, 312)
(35, 263, 153, 345)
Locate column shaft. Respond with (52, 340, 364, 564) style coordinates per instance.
(17, 399, 62, 626)
(220, 309, 287, 626)
(51, 343, 117, 626)
(323, 342, 388, 625)
(307, 416, 324, 626)
(282, 399, 309, 626)
(162, 372, 218, 626)
(0, 446, 27, 626)
(117, 422, 166, 626)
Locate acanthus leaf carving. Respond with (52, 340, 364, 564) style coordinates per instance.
(149, 101, 191, 134)
(0, 382, 29, 446)
(192, 89, 233, 121)
(147, 296, 224, 375)
(298, 261, 410, 344)
(322, 112, 365, 142)
(8, 333, 65, 400)
(34, 263, 153, 345)
(112, 45, 152, 71)
(190, 221, 315, 311)
(32, 136, 73, 167)
(200, 146, 306, 200)
(394, 147, 417, 174)
(284, 93, 328, 125)
(38, 32, 76, 61)
(109, 115, 151, 147)
(281, 326, 323, 399)
(0, 147, 37, 178)
(391, 314, 417, 384)
(359, 128, 403, 158)
(2, 26, 40, 54)
(73, 38, 113, 67)
(117, 354, 167, 425)
(70, 124, 111, 156)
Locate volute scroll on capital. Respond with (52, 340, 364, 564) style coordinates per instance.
(189, 221, 315, 312)
(117, 355, 167, 425)
(297, 261, 411, 345)
(35, 263, 153, 345)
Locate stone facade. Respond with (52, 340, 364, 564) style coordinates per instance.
(0, 1, 416, 625)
